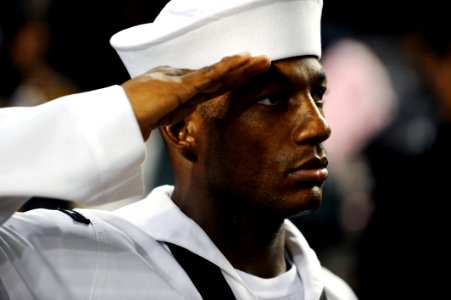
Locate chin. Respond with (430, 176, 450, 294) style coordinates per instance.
(286, 186, 323, 217)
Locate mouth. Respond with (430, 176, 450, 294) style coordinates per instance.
(288, 157, 329, 183)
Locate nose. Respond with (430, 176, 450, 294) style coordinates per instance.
(292, 98, 331, 145)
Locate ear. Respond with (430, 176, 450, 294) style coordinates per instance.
(161, 117, 198, 161)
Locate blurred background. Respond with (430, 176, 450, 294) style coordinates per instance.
(1, 1, 449, 299)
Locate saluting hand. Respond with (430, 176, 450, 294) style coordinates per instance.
(121, 53, 271, 140)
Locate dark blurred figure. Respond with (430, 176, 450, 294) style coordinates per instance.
(0, 0, 25, 105)
(8, 20, 80, 106)
(356, 7, 451, 300)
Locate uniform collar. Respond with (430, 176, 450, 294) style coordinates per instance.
(114, 185, 235, 275)
(114, 185, 325, 299)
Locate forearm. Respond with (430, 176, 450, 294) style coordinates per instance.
(0, 85, 146, 220)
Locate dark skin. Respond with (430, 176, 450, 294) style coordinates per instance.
(161, 56, 331, 278)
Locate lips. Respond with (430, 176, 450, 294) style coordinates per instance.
(288, 157, 329, 183)
(297, 157, 328, 170)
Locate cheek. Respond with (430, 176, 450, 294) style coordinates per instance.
(221, 115, 290, 176)
(223, 137, 283, 194)
(202, 107, 292, 189)
(204, 127, 271, 183)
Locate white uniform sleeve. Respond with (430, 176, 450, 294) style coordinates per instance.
(322, 267, 359, 300)
(0, 85, 146, 225)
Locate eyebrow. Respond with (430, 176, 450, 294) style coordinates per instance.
(238, 62, 327, 96)
(314, 71, 327, 85)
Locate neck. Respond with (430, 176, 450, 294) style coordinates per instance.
(172, 187, 288, 278)
(215, 214, 288, 278)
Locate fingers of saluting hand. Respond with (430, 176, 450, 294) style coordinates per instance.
(122, 53, 270, 140)
(181, 53, 271, 103)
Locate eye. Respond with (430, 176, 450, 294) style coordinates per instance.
(311, 86, 328, 105)
(257, 96, 281, 106)
(257, 92, 286, 106)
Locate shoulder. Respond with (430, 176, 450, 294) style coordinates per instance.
(1, 207, 141, 270)
(321, 267, 359, 300)
(1, 208, 101, 252)
(3, 208, 95, 234)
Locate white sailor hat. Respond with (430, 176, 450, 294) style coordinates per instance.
(110, 0, 323, 77)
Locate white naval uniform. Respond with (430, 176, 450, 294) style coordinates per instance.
(0, 85, 146, 215)
(0, 86, 358, 300)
